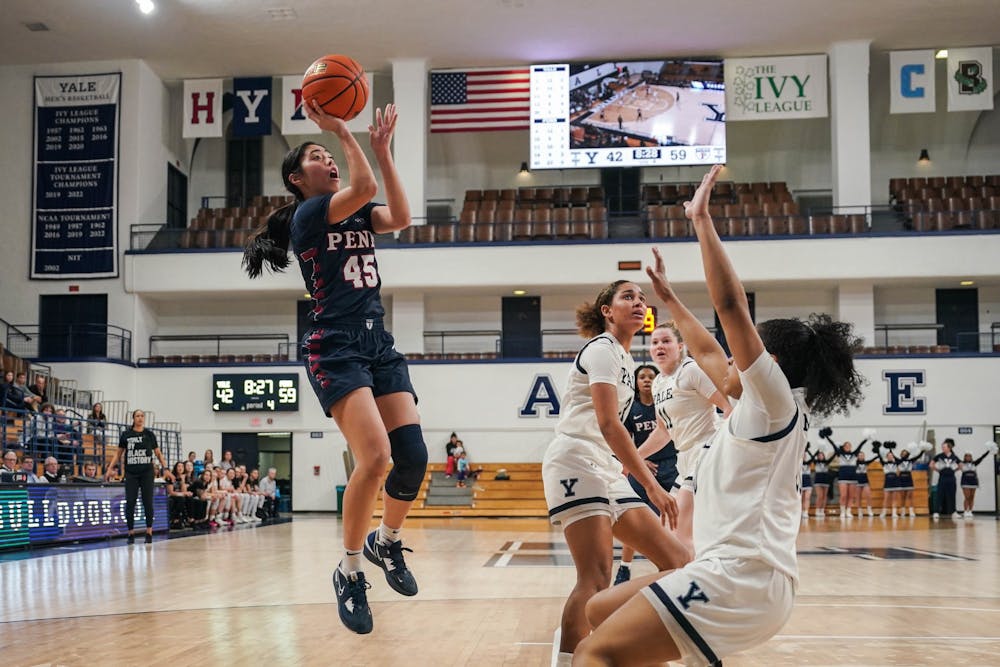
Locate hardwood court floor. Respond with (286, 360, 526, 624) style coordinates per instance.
(2, 515, 999, 666)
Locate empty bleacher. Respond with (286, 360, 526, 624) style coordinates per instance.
(889, 174, 1000, 231)
(374, 462, 547, 517)
(179, 195, 295, 249)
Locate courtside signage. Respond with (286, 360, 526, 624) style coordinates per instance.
(724, 55, 828, 121)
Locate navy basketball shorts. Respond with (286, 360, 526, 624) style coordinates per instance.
(302, 320, 416, 415)
(628, 470, 678, 516)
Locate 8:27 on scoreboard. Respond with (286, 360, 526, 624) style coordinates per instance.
(213, 374, 299, 412)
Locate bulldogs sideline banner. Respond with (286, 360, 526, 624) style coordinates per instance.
(32, 73, 121, 279)
(724, 55, 828, 121)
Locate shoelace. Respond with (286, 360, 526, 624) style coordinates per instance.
(384, 541, 413, 573)
(347, 575, 372, 606)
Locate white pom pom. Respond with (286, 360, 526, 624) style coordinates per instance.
(985, 441, 999, 455)
(862, 428, 877, 440)
(904, 441, 918, 453)
(919, 440, 933, 452)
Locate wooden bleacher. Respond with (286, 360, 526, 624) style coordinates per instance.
(374, 462, 547, 518)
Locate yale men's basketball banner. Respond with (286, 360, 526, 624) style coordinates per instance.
(947, 47, 994, 112)
(890, 50, 936, 114)
(183, 78, 223, 138)
(31, 73, 121, 279)
(232, 77, 273, 136)
(280, 74, 374, 135)
(724, 55, 828, 121)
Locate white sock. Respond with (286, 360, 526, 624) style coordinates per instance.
(556, 652, 574, 667)
(619, 560, 632, 568)
(378, 522, 401, 545)
(341, 550, 364, 575)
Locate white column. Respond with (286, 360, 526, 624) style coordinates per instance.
(837, 282, 875, 349)
(391, 59, 427, 221)
(829, 40, 872, 213)
(391, 291, 425, 354)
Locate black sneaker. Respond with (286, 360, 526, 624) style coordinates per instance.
(613, 564, 631, 586)
(363, 531, 418, 596)
(333, 568, 373, 634)
(126, 534, 135, 545)
(144, 533, 153, 544)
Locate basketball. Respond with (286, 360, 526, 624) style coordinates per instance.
(301, 54, 369, 121)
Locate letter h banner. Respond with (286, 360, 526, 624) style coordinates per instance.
(183, 78, 223, 138)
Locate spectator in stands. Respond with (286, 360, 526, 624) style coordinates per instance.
(32, 403, 59, 457)
(216, 466, 239, 525)
(184, 460, 196, 484)
(87, 402, 107, 444)
(20, 455, 44, 483)
(219, 449, 236, 471)
(203, 449, 216, 469)
(54, 409, 82, 460)
(188, 469, 216, 528)
(2, 450, 19, 474)
(445, 432, 459, 477)
(42, 456, 61, 483)
(258, 467, 278, 519)
(13, 372, 41, 411)
(28, 375, 49, 405)
(246, 468, 266, 520)
(2, 370, 30, 410)
(76, 462, 101, 483)
(167, 461, 192, 529)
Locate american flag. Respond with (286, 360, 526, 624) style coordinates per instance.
(430, 67, 530, 133)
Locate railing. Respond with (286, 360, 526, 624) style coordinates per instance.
(874, 323, 944, 349)
(0, 407, 183, 472)
(422, 330, 500, 356)
(142, 333, 291, 364)
(0, 317, 32, 350)
(6, 324, 132, 361)
(955, 331, 1000, 354)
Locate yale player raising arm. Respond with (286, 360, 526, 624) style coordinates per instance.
(544, 281, 689, 665)
(575, 165, 864, 667)
(243, 102, 427, 636)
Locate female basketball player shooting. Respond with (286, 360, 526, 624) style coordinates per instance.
(243, 101, 426, 635)
(574, 165, 864, 666)
(543, 281, 690, 665)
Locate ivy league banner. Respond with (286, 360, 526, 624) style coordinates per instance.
(31, 73, 121, 279)
(724, 55, 828, 121)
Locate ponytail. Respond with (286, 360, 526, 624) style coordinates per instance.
(575, 280, 629, 338)
(242, 141, 315, 279)
(242, 205, 296, 278)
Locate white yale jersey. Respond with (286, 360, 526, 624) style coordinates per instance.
(692, 351, 809, 585)
(555, 333, 635, 452)
(653, 357, 720, 453)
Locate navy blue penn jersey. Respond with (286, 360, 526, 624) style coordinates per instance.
(626, 399, 676, 467)
(290, 195, 385, 324)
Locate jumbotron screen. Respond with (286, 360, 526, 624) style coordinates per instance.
(530, 59, 725, 170)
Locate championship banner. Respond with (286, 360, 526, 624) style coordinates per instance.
(232, 76, 273, 136)
(31, 73, 120, 279)
(183, 78, 223, 138)
(724, 55, 828, 121)
(280, 73, 374, 135)
(890, 50, 936, 114)
(947, 47, 994, 112)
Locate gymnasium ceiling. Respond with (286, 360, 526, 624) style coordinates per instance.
(1, 0, 998, 80)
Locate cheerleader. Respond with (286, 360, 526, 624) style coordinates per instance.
(931, 439, 961, 520)
(801, 444, 816, 519)
(811, 449, 833, 518)
(820, 427, 867, 518)
(960, 441, 999, 518)
(853, 450, 875, 518)
(896, 442, 932, 517)
(874, 443, 899, 518)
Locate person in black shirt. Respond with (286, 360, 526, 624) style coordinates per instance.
(932, 438, 961, 519)
(107, 410, 166, 544)
(242, 102, 425, 635)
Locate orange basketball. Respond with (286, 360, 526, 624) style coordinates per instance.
(301, 55, 368, 121)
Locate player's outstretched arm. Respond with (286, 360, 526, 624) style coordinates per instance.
(304, 100, 377, 224)
(686, 165, 765, 372)
(368, 104, 412, 233)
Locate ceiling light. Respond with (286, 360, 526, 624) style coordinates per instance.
(935, 50, 948, 59)
(136, 0, 155, 15)
(513, 289, 526, 295)
(917, 148, 930, 164)
(960, 280, 974, 286)
(23, 22, 49, 32)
